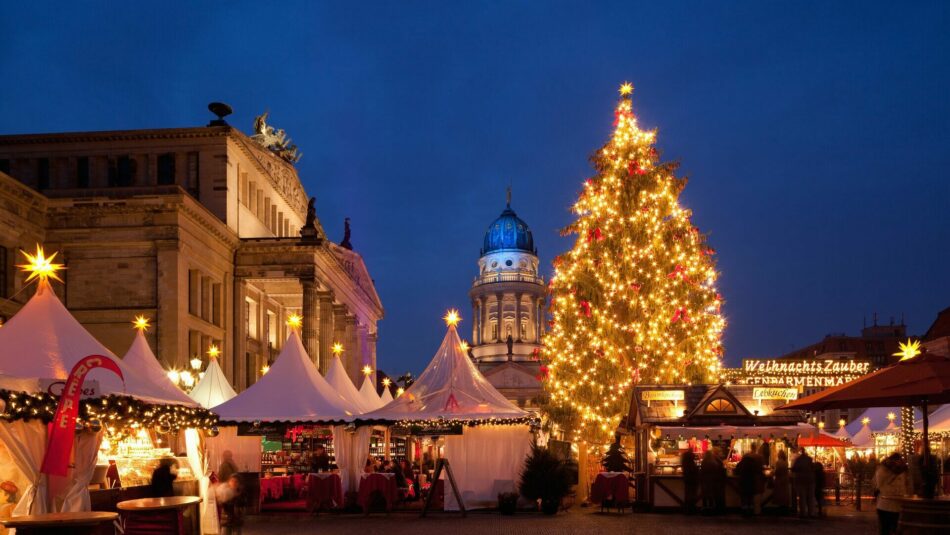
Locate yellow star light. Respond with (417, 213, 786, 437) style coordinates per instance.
(18, 245, 65, 284)
(459, 340, 470, 353)
(286, 313, 302, 329)
(893, 339, 921, 361)
(261, 364, 270, 375)
(396, 387, 405, 397)
(619, 82, 634, 96)
(443, 309, 461, 327)
(132, 315, 151, 331)
(362, 365, 373, 376)
(381, 377, 392, 387)
(887, 412, 895, 422)
(332, 342, 344, 356)
(861, 417, 870, 426)
(207, 344, 221, 359)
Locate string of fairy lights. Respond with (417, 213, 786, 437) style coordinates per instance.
(543, 83, 726, 442)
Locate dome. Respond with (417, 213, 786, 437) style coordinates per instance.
(482, 203, 535, 255)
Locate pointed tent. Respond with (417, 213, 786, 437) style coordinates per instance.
(325, 357, 376, 414)
(845, 407, 920, 436)
(834, 425, 851, 441)
(214, 331, 354, 422)
(0, 280, 194, 406)
(916, 404, 950, 433)
(851, 422, 874, 447)
(358, 376, 383, 411)
(380, 386, 394, 404)
(189, 357, 237, 409)
(360, 323, 530, 423)
(122, 328, 197, 405)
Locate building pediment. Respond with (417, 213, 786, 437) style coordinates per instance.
(329, 243, 383, 314)
(482, 362, 540, 389)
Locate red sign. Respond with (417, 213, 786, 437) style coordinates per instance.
(41, 355, 124, 476)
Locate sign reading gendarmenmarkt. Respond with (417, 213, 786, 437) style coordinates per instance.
(736, 358, 872, 388)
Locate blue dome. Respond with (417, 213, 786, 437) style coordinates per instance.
(482, 205, 535, 255)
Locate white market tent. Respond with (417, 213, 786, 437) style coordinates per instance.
(360, 321, 534, 510)
(358, 376, 384, 411)
(213, 330, 354, 423)
(846, 406, 921, 436)
(122, 327, 198, 406)
(0, 279, 200, 518)
(916, 404, 950, 433)
(851, 422, 874, 448)
(325, 356, 376, 414)
(834, 425, 851, 441)
(379, 385, 394, 404)
(188, 357, 237, 409)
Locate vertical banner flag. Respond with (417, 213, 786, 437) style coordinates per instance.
(41, 355, 124, 476)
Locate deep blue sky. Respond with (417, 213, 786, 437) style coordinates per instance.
(2, 2, 948, 376)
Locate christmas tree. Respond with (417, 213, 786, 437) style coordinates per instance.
(601, 434, 632, 473)
(544, 83, 725, 444)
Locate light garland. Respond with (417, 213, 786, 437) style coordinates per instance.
(543, 83, 725, 443)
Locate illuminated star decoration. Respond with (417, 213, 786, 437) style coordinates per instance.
(861, 417, 870, 426)
(893, 339, 922, 361)
(261, 364, 270, 375)
(362, 365, 373, 376)
(18, 245, 65, 284)
(381, 377, 391, 387)
(459, 340, 470, 353)
(286, 313, 302, 329)
(443, 309, 461, 327)
(332, 342, 344, 356)
(132, 315, 151, 332)
(619, 82, 634, 96)
(207, 344, 220, 359)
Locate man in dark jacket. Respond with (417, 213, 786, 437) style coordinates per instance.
(681, 449, 699, 514)
(791, 449, 816, 518)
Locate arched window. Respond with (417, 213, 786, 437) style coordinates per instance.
(705, 399, 735, 413)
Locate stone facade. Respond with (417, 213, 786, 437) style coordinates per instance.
(0, 123, 382, 390)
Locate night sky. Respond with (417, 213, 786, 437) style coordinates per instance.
(2, 1, 948, 377)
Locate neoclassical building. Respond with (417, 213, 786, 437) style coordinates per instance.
(468, 195, 545, 408)
(0, 109, 382, 390)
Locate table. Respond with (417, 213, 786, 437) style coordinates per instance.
(306, 473, 343, 512)
(0, 511, 118, 535)
(117, 496, 201, 535)
(590, 472, 630, 511)
(358, 473, 398, 514)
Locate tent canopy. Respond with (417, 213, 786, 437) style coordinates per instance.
(325, 356, 376, 414)
(122, 329, 197, 405)
(845, 406, 921, 436)
(213, 331, 354, 423)
(851, 424, 874, 447)
(0, 280, 194, 406)
(917, 404, 950, 433)
(358, 376, 383, 411)
(189, 357, 237, 409)
(360, 323, 530, 423)
(798, 432, 850, 448)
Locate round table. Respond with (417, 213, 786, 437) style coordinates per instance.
(117, 496, 201, 535)
(0, 511, 118, 535)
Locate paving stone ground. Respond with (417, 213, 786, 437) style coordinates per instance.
(239, 504, 878, 534)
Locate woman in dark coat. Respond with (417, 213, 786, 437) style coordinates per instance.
(681, 449, 699, 514)
(150, 458, 177, 498)
(772, 449, 791, 513)
(700, 450, 725, 514)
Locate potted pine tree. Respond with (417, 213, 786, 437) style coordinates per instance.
(519, 444, 572, 515)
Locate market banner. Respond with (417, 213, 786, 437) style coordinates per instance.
(40, 355, 124, 476)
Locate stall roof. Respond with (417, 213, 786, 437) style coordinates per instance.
(325, 356, 376, 414)
(358, 376, 383, 411)
(0, 280, 195, 406)
(213, 331, 355, 423)
(122, 328, 197, 405)
(359, 323, 531, 423)
(845, 406, 921, 436)
(916, 404, 950, 433)
(625, 384, 804, 429)
(189, 357, 237, 409)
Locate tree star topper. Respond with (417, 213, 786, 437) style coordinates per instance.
(443, 309, 461, 327)
(893, 339, 922, 361)
(132, 315, 151, 332)
(619, 82, 634, 96)
(18, 245, 65, 284)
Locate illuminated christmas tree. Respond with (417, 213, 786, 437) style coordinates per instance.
(544, 83, 725, 443)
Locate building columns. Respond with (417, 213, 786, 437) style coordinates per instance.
(495, 292, 504, 342)
(301, 276, 319, 367)
(344, 314, 359, 384)
(332, 303, 348, 367)
(232, 278, 248, 390)
(317, 291, 334, 374)
(367, 331, 378, 384)
(515, 292, 523, 342)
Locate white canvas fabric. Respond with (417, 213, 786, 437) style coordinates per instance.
(0, 280, 193, 405)
(189, 357, 237, 409)
(846, 406, 921, 435)
(358, 376, 383, 411)
(0, 420, 49, 515)
(915, 404, 950, 432)
(332, 425, 373, 494)
(58, 430, 103, 513)
(850, 423, 873, 447)
(442, 425, 532, 510)
(833, 425, 851, 441)
(361, 324, 528, 422)
(122, 329, 197, 405)
(205, 426, 262, 474)
(213, 331, 354, 422)
(325, 357, 375, 414)
(379, 386, 394, 404)
(185, 428, 219, 535)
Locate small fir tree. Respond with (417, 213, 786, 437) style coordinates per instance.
(601, 434, 632, 473)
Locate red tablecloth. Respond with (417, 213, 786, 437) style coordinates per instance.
(259, 477, 285, 503)
(357, 473, 398, 512)
(590, 472, 630, 504)
(306, 473, 343, 511)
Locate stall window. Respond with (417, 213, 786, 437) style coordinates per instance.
(705, 399, 736, 413)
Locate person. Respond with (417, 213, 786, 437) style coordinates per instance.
(364, 457, 375, 474)
(388, 459, 407, 490)
(217, 475, 244, 535)
(310, 445, 330, 473)
(681, 449, 699, 514)
(813, 460, 826, 517)
(873, 452, 910, 535)
(218, 450, 239, 483)
(700, 449, 725, 514)
(735, 452, 763, 516)
(150, 457, 177, 498)
(791, 448, 816, 518)
(772, 449, 791, 514)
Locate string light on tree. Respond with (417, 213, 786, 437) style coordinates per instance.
(543, 83, 726, 443)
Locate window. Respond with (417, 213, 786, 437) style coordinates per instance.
(76, 157, 89, 188)
(37, 158, 50, 189)
(246, 298, 259, 339)
(705, 399, 736, 413)
(0, 159, 9, 175)
(157, 153, 176, 185)
(109, 156, 136, 187)
(520, 321, 526, 340)
(491, 322, 498, 340)
(212, 283, 222, 326)
(188, 270, 200, 316)
(200, 276, 210, 321)
(189, 330, 201, 360)
(267, 311, 277, 347)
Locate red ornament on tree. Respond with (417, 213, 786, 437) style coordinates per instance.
(579, 300, 592, 317)
(671, 307, 691, 323)
(587, 228, 603, 243)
